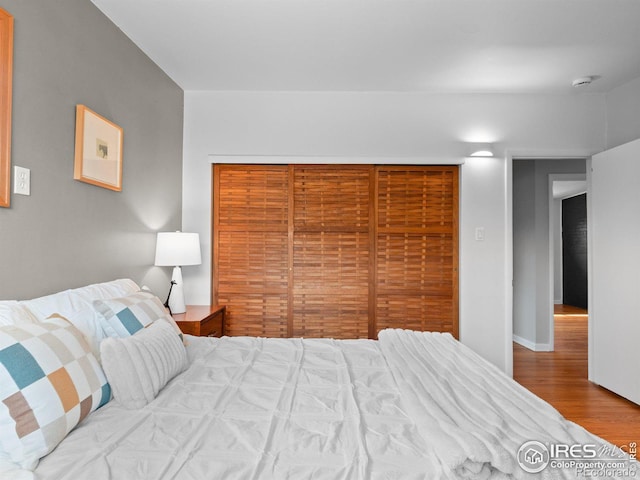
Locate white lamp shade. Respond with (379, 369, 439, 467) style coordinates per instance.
(154, 232, 202, 267)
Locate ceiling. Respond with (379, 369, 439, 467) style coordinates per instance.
(91, 0, 640, 94)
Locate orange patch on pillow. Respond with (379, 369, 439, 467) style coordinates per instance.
(48, 368, 79, 413)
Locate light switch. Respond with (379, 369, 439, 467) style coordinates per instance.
(475, 227, 485, 241)
(14, 166, 31, 195)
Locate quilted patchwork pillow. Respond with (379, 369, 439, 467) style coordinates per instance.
(0, 317, 110, 470)
(94, 291, 184, 341)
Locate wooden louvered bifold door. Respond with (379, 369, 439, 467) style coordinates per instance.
(375, 167, 459, 337)
(213, 164, 458, 339)
(292, 166, 373, 339)
(213, 165, 289, 337)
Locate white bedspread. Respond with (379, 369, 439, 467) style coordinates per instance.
(378, 329, 625, 480)
(33, 335, 449, 479)
(28, 331, 627, 480)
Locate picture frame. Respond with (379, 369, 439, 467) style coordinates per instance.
(74, 105, 123, 191)
(0, 9, 13, 208)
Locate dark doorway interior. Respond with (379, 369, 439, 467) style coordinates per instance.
(562, 193, 588, 309)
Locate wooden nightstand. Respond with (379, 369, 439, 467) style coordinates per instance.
(172, 305, 226, 337)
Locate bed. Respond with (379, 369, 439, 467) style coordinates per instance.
(0, 280, 633, 479)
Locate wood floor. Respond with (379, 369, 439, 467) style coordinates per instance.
(513, 305, 640, 447)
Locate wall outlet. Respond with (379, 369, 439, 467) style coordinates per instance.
(14, 166, 31, 196)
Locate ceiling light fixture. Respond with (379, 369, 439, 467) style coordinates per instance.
(469, 143, 494, 157)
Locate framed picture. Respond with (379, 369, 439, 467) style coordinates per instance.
(74, 105, 123, 191)
(0, 8, 13, 208)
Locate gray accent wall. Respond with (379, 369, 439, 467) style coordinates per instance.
(0, 0, 183, 300)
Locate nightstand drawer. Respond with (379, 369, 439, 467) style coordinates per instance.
(173, 305, 226, 337)
(199, 310, 223, 337)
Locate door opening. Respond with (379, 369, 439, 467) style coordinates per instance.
(551, 179, 587, 361)
(561, 193, 588, 310)
(512, 160, 587, 355)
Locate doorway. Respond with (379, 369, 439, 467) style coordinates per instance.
(561, 193, 587, 309)
(551, 182, 588, 379)
(551, 178, 588, 315)
(550, 174, 588, 353)
(512, 160, 587, 353)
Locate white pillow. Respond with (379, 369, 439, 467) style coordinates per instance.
(0, 302, 38, 326)
(73, 279, 140, 305)
(100, 319, 187, 409)
(48, 311, 107, 363)
(21, 279, 140, 321)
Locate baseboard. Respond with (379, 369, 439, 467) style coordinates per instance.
(513, 335, 552, 352)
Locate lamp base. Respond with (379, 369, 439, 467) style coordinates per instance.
(168, 266, 186, 314)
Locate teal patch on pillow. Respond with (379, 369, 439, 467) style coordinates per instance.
(0, 343, 46, 389)
(116, 308, 144, 335)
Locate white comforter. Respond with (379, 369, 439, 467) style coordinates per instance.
(378, 329, 622, 480)
(28, 331, 623, 479)
(33, 334, 447, 479)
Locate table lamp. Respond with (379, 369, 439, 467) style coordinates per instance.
(154, 231, 201, 314)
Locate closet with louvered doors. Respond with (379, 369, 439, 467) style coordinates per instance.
(212, 164, 458, 339)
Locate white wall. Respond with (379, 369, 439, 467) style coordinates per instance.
(182, 90, 605, 374)
(590, 139, 640, 404)
(459, 156, 510, 370)
(588, 78, 640, 404)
